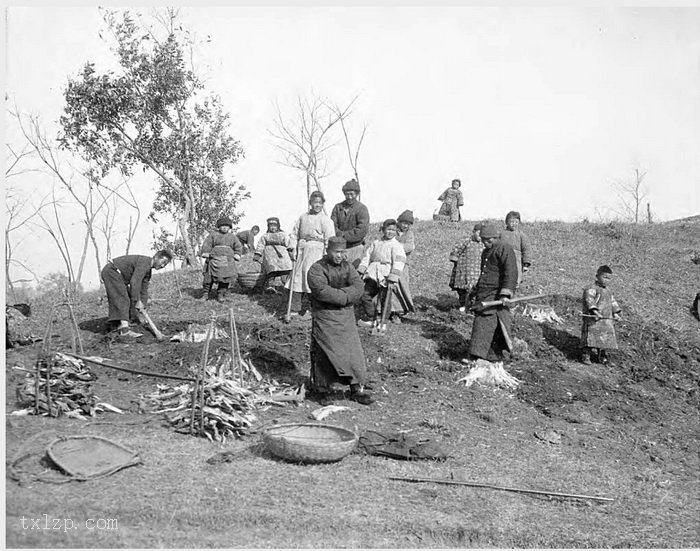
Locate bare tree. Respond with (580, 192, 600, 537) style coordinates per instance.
(4, 142, 49, 301)
(332, 99, 367, 188)
(33, 188, 79, 292)
(4, 187, 50, 301)
(269, 94, 362, 200)
(615, 167, 649, 224)
(95, 174, 142, 261)
(14, 111, 126, 285)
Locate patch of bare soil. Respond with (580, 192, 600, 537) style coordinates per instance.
(6, 261, 700, 548)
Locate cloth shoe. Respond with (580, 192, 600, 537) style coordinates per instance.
(357, 319, 374, 328)
(349, 391, 374, 405)
(581, 351, 592, 365)
(119, 328, 143, 338)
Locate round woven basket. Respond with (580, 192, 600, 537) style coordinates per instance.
(262, 423, 358, 463)
(237, 271, 265, 291)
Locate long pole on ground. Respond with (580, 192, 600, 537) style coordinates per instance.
(389, 476, 614, 503)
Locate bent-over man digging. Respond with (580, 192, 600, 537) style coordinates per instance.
(100, 250, 173, 337)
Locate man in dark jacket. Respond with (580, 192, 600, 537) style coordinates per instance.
(330, 179, 370, 268)
(466, 224, 518, 361)
(307, 236, 372, 405)
(101, 250, 173, 337)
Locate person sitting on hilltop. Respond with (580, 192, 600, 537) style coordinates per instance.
(581, 265, 622, 366)
(330, 178, 370, 268)
(356, 219, 408, 327)
(449, 222, 485, 312)
(437, 178, 464, 222)
(252, 217, 293, 293)
(499, 210, 532, 290)
(236, 225, 260, 255)
(100, 250, 173, 337)
(201, 217, 243, 302)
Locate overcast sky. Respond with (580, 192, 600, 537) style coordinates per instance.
(4, 6, 700, 291)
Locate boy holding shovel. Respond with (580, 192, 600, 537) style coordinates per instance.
(581, 265, 622, 365)
(356, 219, 408, 329)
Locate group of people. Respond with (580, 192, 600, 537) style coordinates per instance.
(100, 176, 623, 405)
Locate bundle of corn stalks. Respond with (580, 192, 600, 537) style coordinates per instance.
(142, 365, 304, 442)
(521, 303, 564, 324)
(12, 353, 122, 419)
(170, 323, 230, 343)
(457, 359, 520, 391)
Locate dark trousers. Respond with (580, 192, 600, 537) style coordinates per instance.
(102, 264, 137, 323)
(205, 281, 230, 299)
(360, 279, 386, 321)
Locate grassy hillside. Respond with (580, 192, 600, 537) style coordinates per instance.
(5, 218, 700, 548)
(408, 218, 700, 334)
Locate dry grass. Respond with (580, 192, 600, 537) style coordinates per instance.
(5, 218, 700, 548)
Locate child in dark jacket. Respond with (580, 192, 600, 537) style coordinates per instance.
(581, 265, 622, 365)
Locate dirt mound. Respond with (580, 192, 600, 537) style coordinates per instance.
(511, 296, 700, 424)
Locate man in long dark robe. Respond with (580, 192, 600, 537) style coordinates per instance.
(467, 224, 518, 361)
(330, 179, 370, 268)
(307, 236, 372, 405)
(101, 250, 173, 337)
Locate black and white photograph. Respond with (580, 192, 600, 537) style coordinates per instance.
(4, 5, 700, 548)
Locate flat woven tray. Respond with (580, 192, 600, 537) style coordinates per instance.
(47, 435, 141, 480)
(262, 423, 358, 464)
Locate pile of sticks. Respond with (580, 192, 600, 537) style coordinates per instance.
(143, 308, 304, 442)
(143, 377, 258, 442)
(143, 367, 304, 442)
(14, 353, 99, 418)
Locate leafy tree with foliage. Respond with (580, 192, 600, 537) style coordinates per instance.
(60, 8, 247, 266)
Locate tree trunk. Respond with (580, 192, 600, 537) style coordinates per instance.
(87, 222, 103, 287)
(178, 200, 199, 268)
(75, 229, 90, 286)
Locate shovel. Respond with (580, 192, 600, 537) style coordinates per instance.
(478, 293, 548, 309)
(136, 305, 166, 341)
(284, 252, 301, 324)
(371, 282, 394, 335)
